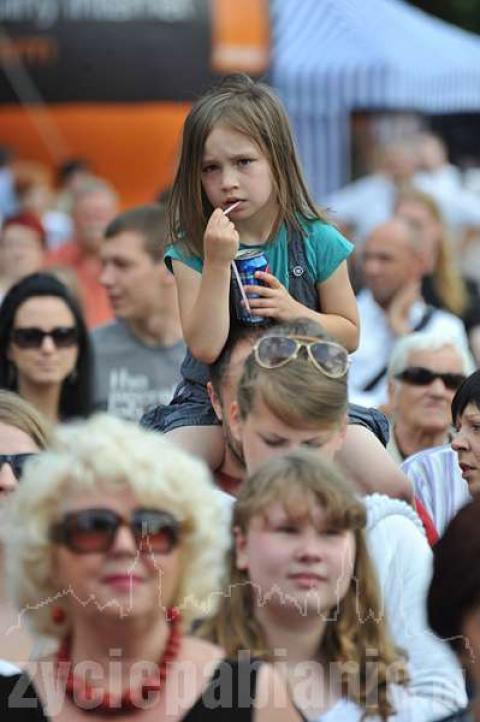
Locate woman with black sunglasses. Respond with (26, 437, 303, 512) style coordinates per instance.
(0, 390, 51, 666)
(0, 272, 93, 424)
(0, 414, 302, 721)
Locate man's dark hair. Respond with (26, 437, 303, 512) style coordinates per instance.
(451, 369, 480, 425)
(58, 158, 90, 184)
(428, 497, 480, 653)
(209, 324, 267, 397)
(104, 203, 170, 262)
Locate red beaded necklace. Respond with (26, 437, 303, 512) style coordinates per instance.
(56, 608, 181, 715)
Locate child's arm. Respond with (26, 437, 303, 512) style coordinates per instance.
(173, 209, 239, 363)
(247, 260, 360, 351)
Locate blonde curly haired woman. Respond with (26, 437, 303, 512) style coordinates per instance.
(0, 414, 302, 721)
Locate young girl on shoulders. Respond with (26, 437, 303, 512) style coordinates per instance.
(143, 74, 359, 462)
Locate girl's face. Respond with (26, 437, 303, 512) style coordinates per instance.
(8, 296, 79, 390)
(231, 397, 346, 474)
(235, 501, 355, 618)
(452, 402, 480, 496)
(50, 487, 182, 623)
(201, 124, 278, 234)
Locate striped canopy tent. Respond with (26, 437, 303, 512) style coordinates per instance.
(270, 0, 480, 200)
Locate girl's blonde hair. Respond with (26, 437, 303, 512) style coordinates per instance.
(170, 74, 328, 256)
(0, 390, 51, 449)
(237, 318, 348, 429)
(395, 189, 468, 316)
(200, 450, 408, 720)
(5, 414, 229, 639)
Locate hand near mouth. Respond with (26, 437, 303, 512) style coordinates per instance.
(203, 208, 240, 265)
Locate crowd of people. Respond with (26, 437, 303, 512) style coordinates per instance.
(0, 73, 479, 720)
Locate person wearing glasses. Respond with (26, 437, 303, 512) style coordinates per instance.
(0, 414, 302, 721)
(0, 390, 50, 495)
(385, 331, 472, 464)
(0, 390, 51, 665)
(214, 321, 467, 720)
(0, 272, 93, 424)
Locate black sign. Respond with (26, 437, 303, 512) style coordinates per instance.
(0, 0, 220, 103)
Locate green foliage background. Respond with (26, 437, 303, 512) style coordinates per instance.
(407, 0, 480, 35)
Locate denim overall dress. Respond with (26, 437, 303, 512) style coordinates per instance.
(141, 230, 389, 446)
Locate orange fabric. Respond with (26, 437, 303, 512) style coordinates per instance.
(44, 242, 113, 329)
(0, 102, 190, 208)
(210, 0, 270, 74)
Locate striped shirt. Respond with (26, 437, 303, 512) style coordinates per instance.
(401, 444, 471, 535)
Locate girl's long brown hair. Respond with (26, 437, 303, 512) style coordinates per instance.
(169, 74, 329, 257)
(199, 451, 408, 720)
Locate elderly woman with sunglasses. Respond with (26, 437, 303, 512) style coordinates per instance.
(0, 414, 302, 721)
(385, 331, 472, 464)
(0, 272, 92, 424)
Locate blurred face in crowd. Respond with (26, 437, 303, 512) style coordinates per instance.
(0, 422, 39, 495)
(21, 183, 53, 215)
(389, 346, 466, 437)
(231, 396, 346, 474)
(8, 296, 79, 391)
(452, 402, 480, 496)
(381, 144, 417, 183)
(0, 224, 44, 284)
(362, 220, 421, 307)
(396, 199, 441, 273)
(73, 190, 118, 254)
(100, 231, 173, 322)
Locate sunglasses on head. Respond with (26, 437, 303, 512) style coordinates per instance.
(253, 335, 350, 379)
(11, 326, 79, 350)
(0, 453, 37, 480)
(395, 366, 466, 391)
(50, 508, 180, 555)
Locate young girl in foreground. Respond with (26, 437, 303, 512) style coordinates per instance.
(202, 449, 408, 721)
(144, 74, 359, 462)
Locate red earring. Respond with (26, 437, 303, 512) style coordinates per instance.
(51, 606, 66, 624)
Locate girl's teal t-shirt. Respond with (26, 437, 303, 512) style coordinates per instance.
(164, 219, 353, 289)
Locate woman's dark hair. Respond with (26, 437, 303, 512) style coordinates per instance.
(0, 272, 93, 420)
(451, 369, 480, 425)
(427, 498, 480, 654)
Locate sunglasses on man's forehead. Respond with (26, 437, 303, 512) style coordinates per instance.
(253, 335, 350, 378)
(0, 453, 37, 480)
(50, 508, 180, 555)
(395, 366, 466, 391)
(11, 326, 79, 349)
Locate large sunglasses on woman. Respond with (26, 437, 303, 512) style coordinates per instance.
(253, 335, 350, 378)
(50, 508, 180, 554)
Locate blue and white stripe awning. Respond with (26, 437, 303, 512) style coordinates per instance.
(270, 0, 480, 197)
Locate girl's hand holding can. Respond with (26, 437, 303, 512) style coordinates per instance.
(203, 208, 239, 265)
(245, 271, 304, 321)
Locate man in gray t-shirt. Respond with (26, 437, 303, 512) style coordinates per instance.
(92, 204, 185, 421)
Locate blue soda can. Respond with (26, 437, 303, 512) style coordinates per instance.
(231, 249, 269, 325)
